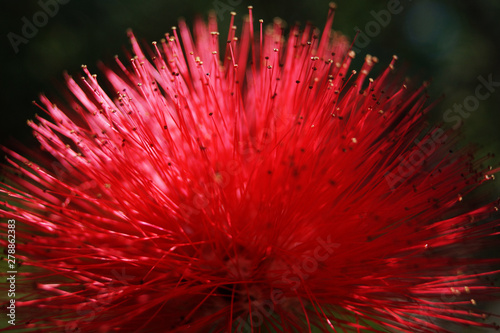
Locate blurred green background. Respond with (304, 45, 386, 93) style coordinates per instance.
(1, 0, 499, 161)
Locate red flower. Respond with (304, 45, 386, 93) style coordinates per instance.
(1, 5, 499, 332)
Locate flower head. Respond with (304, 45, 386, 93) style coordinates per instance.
(1, 5, 499, 332)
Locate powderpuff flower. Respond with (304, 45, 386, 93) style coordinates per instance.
(1, 4, 499, 333)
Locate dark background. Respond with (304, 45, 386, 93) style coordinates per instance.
(1, 0, 499, 160)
